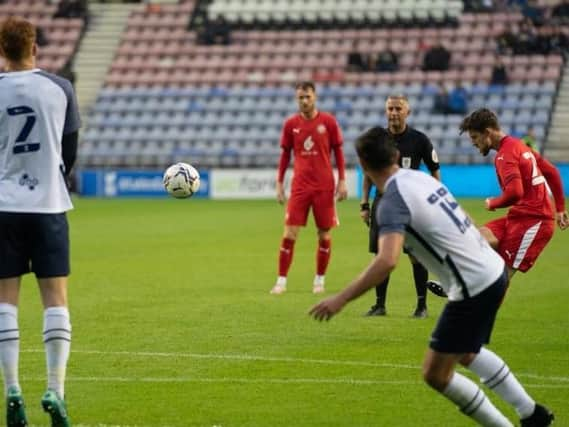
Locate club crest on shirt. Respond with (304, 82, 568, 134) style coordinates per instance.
(402, 157, 411, 168)
(317, 124, 326, 134)
(303, 136, 314, 151)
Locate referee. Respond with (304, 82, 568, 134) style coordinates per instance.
(360, 95, 441, 317)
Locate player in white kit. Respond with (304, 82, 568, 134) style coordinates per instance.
(0, 17, 79, 426)
(310, 127, 553, 427)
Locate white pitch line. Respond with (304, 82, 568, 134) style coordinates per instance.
(21, 349, 419, 370)
(21, 349, 569, 384)
(22, 376, 421, 386)
(19, 375, 569, 389)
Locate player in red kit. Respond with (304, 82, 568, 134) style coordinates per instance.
(460, 108, 568, 280)
(270, 81, 348, 295)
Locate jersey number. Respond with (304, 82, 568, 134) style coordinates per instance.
(522, 152, 546, 186)
(427, 187, 471, 233)
(7, 105, 40, 154)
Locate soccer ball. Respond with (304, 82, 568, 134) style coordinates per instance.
(163, 162, 200, 198)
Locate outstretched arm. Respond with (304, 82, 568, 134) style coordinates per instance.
(276, 148, 291, 204)
(309, 232, 403, 321)
(486, 176, 523, 210)
(536, 153, 568, 229)
(333, 145, 348, 201)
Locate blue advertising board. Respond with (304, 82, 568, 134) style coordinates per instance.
(356, 164, 569, 198)
(80, 170, 210, 198)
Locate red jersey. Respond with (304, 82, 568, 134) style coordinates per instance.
(492, 135, 553, 220)
(279, 112, 343, 191)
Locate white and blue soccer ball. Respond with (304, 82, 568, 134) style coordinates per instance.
(163, 162, 200, 198)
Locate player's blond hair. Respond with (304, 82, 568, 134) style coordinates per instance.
(0, 17, 36, 62)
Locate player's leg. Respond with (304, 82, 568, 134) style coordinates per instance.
(364, 197, 389, 315)
(423, 350, 513, 426)
(408, 255, 428, 318)
(312, 190, 338, 294)
(364, 275, 389, 316)
(427, 272, 514, 426)
(271, 190, 310, 294)
(0, 278, 27, 427)
(38, 277, 71, 427)
(32, 214, 71, 426)
(0, 213, 29, 426)
(460, 350, 554, 426)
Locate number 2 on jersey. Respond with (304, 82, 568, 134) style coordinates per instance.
(7, 105, 40, 154)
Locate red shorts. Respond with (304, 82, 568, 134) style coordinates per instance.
(484, 216, 554, 272)
(285, 189, 338, 229)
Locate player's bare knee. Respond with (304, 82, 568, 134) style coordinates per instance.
(317, 228, 331, 240)
(459, 353, 476, 367)
(422, 367, 447, 391)
(479, 227, 498, 249)
(283, 226, 299, 241)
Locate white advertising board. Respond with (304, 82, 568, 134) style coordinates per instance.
(210, 169, 358, 199)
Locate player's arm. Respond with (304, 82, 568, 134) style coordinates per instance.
(309, 232, 404, 321)
(360, 174, 373, 225)
(486, 160, 523, 210)
(61, 131, 78, 175)
(534, 152, 568, 229)
(60, 79, 81, 176)
(330, 117, 348, 201)
(422, 135, 441, 182)
(276, 121, 293, 204)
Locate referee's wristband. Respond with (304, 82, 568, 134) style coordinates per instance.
(360, 202, 370, 211)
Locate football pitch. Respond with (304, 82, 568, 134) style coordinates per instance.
(9, 198, 569, 426)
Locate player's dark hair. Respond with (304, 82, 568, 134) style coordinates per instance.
(355, 127, 398, 171)
(295, 81, 316, 92)
(459, 108, 500, 134)
(0, 17, 36, 62)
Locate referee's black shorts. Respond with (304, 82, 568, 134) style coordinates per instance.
(429, 268, 508, 354)
(0, 212, 70, 279)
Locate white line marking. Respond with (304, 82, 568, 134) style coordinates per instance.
(21, 349, 419, 369)
(21, 349, 569, 384)
(20, 376, 569, 389)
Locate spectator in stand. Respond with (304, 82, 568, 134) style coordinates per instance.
(422, 42, 451, 71)
(550, 25, 569, 54)
(57, 59, 76, 87)
(201, 16, 231, 45)
(496, 29, 518, 54)
(521, 0, 545, 26)
(372, 49, 399, 72)
(491, 55, 509, 85)
(433, 85, 468, 115)
(552, 0, 569, 23)
(433, 84, 450, 114)
(515, 18, 538, 54)
(346, 41, 368, 72)
(522, 126, 538, 150)
(36, 27, 49, 47)
(447, 86, 469, 115)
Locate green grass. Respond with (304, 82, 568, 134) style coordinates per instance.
(8, 198, 569, 426)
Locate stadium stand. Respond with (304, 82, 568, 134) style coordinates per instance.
(0, 0, 84, 74)
(78, 0, 568, 168)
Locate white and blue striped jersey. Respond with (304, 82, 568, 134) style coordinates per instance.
(377, 169, 505, 301)
(0, 68, 80, 213)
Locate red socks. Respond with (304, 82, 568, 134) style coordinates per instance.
(278, 238, 295, 277)
(316, 239, 331, 276)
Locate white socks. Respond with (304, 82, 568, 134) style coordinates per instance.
(444, 372, 513, 427)
(313, 275, 325, 287)
(43, 306, 71, 398)
(468, 347, 536, 418)
(276, 276, 287, 287)
(0, 303, 20, 394)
